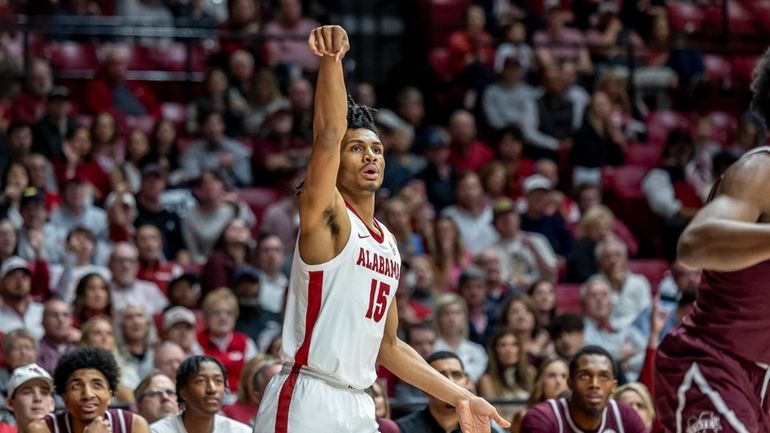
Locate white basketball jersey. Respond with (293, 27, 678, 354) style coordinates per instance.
(280, 203, 402, 389)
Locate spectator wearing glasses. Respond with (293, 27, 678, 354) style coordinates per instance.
(135, 372, 179, 424)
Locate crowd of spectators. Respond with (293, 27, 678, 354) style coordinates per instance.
(0, 0, 762, 431)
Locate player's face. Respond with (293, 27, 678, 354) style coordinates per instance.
(568, 355, 616, 418)
(541, 360, 569, 400)
(62, 369, 112, 423)
(337, 128, 385, 195)
(617, 389, 652, 428)
(180, 361, 225, 416)
(8, 380, 55, 427)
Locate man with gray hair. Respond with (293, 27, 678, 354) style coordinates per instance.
(580, 276, 646, 381)
(108, 242, 167, 315)
(593, 235, 651, 328)
(153, 341, 186, 382)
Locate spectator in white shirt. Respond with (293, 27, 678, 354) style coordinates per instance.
(432, 293, 488, 382)
(149, 356, 251, 433)
(0, 257, 44, 340)
(255, 234, 288, 314)
(491, 198, 557, 288)
(108, 242, 168, 315)
(441, 172, 497, 255)
(593, 236, 651, 329)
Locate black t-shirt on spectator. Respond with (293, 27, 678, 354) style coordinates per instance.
(520, 214, 573, 256)
(135, 202, 185, 259)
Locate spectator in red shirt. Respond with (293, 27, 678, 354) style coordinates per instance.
(52, 127, 112, 201)
(85, 45, 161, 117)
(10, 59, 52, 124)
(219, 0, 260, 56)
(135, 224, 182, 294)
(448, 110, 494, 172)
(447, 4, 495, 78)
(251, 100, 310, 187)
(197, 288, 258, 392)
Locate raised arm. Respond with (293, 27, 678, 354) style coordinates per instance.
(298, 26, 350, 264)
(378, 300, 510, 433)
(677, 153, 770, 271)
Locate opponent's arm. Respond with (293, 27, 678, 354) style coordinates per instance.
(377, 301, 510, 432)
(678, 153, 770, 271)
(298, 26, 349, 235)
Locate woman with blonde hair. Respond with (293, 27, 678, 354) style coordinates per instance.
(510, 357, 569, 433)
(477, 327, 535, 421)
(567, 204, 617, 283)
(614, 382, 657, 432)
(199, 287, 259, 393)
(432, 293, 488, 382)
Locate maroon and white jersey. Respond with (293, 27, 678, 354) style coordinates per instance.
(681, 146, 770, 363)
(280, 203, 401, 389)
(520, 398, 646, 433)
(44, 409, 133, 433)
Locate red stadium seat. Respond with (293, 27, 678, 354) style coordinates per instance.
(235, 187, 287, 234)
(152, 43, 207, 73)
(645, 111, 691, 147)
(730, 55, 760, 87)
(555, 283, 582, 314)
(603, 165, 649, 197)
(44, 42, 100, 71)
(745, 0, 770, 31)
(666, 1, 705, 33)
(703, 54, 733, 88)
(702, 1, 754, 34)
(628, 259, 670, 293)
(624, 145, 662, 168)
(127, 45, 155, 71)
(420, 0, 471, 47)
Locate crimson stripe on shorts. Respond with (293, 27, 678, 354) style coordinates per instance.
(274, 364, 302, 433)
(274, 270, 323, 433)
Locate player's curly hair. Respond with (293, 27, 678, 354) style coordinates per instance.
(53, 347, 120, 395)
(347, 94, 377, 133)
(294, 95, 378, 196)
(751, 47, 770, 129)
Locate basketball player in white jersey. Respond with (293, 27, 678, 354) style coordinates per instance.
(253, 25, 509, 433)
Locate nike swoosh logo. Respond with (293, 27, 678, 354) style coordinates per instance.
(358, 234, 370, 239)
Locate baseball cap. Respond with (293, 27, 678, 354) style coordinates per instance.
(47, 86, 70, 101)
(141, 163, 167, 178)
(231, 265, 261, 284)
(105, 191, 136, 209)
(163, 306, 196, 330)
(423, 128, 449, 150)
(0, 256, 30, 279)
(20, 187, 45, 207)
(7, 363, 53, 398)
(523, 174, 553, 194)
(492, 198, 517, 220)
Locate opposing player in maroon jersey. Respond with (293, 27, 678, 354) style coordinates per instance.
(655, 48, 770, 433)
(520, 346, 646, 433)
(27, 347, 150, 433)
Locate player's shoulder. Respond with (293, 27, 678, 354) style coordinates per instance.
(520, 400, 559, 430)
(214, 414, 251, 433)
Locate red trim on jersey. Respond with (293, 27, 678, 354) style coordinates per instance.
(345, 201, 385, 244)
(274, 272, 324, 433)
(295, 270, 323, 365)
(274, 364, 302, 433)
